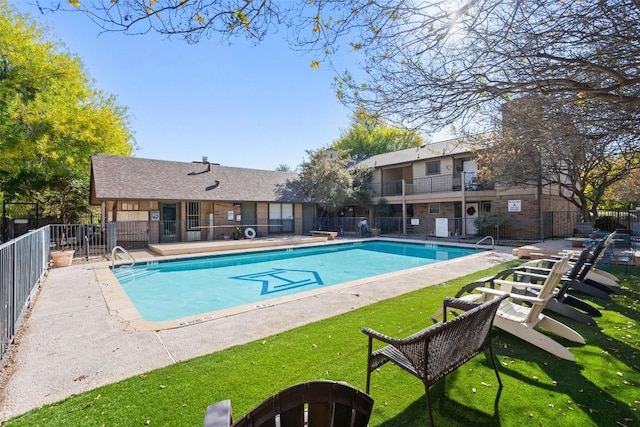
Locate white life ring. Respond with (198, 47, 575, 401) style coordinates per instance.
(244, 227, 256, 239)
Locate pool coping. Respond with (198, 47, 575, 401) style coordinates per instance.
(97, 239, 490, 331)
(1, 237, 517, 421)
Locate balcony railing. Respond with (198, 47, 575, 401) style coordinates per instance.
(371, 174, 494, 197)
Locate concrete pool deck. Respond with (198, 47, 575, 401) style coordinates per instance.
(0, 238, 521, 421)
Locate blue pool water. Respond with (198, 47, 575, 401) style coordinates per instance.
(112, 241, 480, 322)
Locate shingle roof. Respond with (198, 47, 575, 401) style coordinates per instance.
(90, 155, 307, 204)
(356, 138, 475, 168)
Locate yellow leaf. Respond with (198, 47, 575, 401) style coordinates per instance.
(195, 13, 205, 24)
(310, 60, 320, 69)
(69, 0, 81, 7)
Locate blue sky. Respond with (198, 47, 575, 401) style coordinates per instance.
(15, 1, 368, 171)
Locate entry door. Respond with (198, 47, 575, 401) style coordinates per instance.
(466, 203, 479, 236)
(160, 203, 178, 242)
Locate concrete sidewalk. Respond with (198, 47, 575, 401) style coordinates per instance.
(0, 245, 517, 421)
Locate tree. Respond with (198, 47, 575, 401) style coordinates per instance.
(49, 1, 640, 218)
(56, 1, 640, 129)
(331, 109, 424, 161)
(274, 163, 293, 172)
(601, 169, 640, 209)
(0, 1, 135, 220)
(297, 149, 372, 219)
(477, 96, 640, 220)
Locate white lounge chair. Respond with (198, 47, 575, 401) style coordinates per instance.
(474, 255, 584, 361)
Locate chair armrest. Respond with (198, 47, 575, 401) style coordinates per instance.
(477, 286, 545, 304)
(475, 287, 509, 298)
(203, 400, 232, 427)
(521, 259, 556, 268)
(363, 318, 450, 346)
(492, 278, 533, 292)
(443, 296, 482, 312)
(512, 271, 554, 281)
(362, 327, 405, 346)
(517, 265, 553, 273)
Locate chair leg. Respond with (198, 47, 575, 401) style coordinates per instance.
(560, 295, 602, 317)
(544, 299, 597, 325)
(488, 346, 502, 387)
(425, 388, 435, 427)
(365, 337, 373, 394)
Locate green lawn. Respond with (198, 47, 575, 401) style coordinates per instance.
(6, 262, 640, 426)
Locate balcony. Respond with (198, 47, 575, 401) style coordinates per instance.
(371, 174, 494, 198)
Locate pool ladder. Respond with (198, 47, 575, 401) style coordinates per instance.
(111, 245, 136, 268)
(475, 236, 495, 250)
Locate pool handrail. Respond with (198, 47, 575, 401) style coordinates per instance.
(475, 236, 495, 250)
(111, 245, 136, 268)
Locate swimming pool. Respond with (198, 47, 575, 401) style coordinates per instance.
(112, 241, 480, 323)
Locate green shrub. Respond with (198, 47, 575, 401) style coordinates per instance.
(594, 216, 624, 232)
(474, 211, 509, 237)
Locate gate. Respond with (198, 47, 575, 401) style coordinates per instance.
(1, 201, 41, 242)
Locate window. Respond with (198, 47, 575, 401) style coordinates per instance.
(429, 203, 440, 214)
(426, 161, 440, 175)
(187, 202, 200, 230)
(121, 202, 139, 211)
(269, 203, 294, 233)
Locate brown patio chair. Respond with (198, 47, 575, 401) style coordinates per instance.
(363, 295, 507, 426)
(203, 380, 374, 427)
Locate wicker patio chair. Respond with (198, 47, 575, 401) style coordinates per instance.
(363, 295, 507, 426)
(203, 380, 374, 427)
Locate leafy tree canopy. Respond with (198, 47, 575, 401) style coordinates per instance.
(274, 163, 293, 172)
(601, 169, 640, 210)
(477, 95, 640, 220)
(297, 149, 372, 216)
(0, 1, 135, 220)
(50, 0, 640, 218)
(54, 1, 640, 132)
(330, 109, 424, 161)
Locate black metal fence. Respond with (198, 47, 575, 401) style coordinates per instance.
(1, 213, 102, 243)
(49, 223, 108, 259)
(318, 212, 609, 245)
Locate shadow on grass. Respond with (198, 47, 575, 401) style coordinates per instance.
(377, 381, 503, 427)
(490, 295, 639, 426)
(375, 271, 640, 426)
